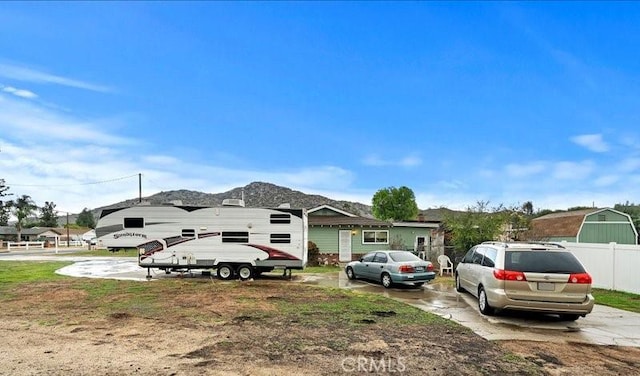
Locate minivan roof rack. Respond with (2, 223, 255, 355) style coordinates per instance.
(480, 241, 565, 249)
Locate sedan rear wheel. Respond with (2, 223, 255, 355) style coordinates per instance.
(381, 273, 393, 288)
(455, 274, 464, 292)
(478, 286, 494, 315)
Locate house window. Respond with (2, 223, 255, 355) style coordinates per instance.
(124, 217, 144, 228)
(598, 214, 606, 222)
(182, 229, 195, 238)
(270, 214, 291, 224)
(362, 230, 389, 244)
(270, 233, 291, 244)
(222, 231, 249, 243)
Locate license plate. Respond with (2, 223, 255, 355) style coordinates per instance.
(537, 282, 555, 291)
(415, 267, 424, 272)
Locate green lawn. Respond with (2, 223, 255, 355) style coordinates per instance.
(592, 288, 640, 314)
(58, 248, 138, 257)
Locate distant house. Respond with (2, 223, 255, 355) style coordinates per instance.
(0, 226, 95, 245)
(0, 226, 62, 242)
(529, 208, 638, 245)
(308, 205, 443, 263)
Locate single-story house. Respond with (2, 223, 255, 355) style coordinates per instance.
(528, 208, 638, 245)
(0, 226, 95, 245)
(0, 226, 62, 242)
(308, 205, 444, 263)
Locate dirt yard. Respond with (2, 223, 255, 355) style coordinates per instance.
(0, 276, 639, 375)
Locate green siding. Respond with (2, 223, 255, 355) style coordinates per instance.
(585, 210, 628, 222)
(311, 208, 346, 217)
(578, 223, 636, 244)
(309, 227, 341, 252)
(310, 226, 434, 255)
(388, 227, 433, 252)
(547, 236, 577, 243)
(309, 227, 391, 254)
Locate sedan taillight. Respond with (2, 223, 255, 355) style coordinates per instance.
(398, 265, 415, 273)
(426, 263, 434, 272)
(568, 273, 592, 284)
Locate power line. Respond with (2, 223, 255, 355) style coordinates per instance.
(7, 174, 139, 188)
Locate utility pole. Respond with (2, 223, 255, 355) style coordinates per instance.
(139, 173, 142, 203)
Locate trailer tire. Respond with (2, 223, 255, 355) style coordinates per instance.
(237, 265, 254, 280)
(217, 264, 235, 280)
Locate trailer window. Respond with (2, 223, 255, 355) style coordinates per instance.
(222, 231, 249, 243)
(182, 229, 195, 238)
(270, 233, 291, 244)
(270, 214, 291, 224)
(124, 217, 144, 228)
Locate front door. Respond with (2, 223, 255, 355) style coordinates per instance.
(339, 230, 352, 262)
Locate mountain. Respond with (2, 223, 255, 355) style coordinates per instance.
(91, 181, 374, 218)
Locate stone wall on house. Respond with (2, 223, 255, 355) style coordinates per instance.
(317, 253, 359, 266)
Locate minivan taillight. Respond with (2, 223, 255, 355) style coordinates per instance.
(398, 265, 415, 273)
(568, 273, 592, 284)
(493, 269, 526, 281)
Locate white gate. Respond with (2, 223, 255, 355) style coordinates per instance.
(339, 230, 352, 262)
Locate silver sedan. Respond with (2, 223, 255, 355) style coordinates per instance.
(345, 250, 436, 288)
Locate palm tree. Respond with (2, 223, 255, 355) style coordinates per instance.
(8, 195, 37, 242)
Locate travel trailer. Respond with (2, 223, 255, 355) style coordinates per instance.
(95, 200, 308, 280)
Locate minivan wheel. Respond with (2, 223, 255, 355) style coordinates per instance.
(478, 286, 494, 315)
(381, 273, 393, 288)
(455, 274, 464, 292)
(559, 314, 580, 321)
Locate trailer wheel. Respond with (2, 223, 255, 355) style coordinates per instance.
(237, 265, 254, 280)
(217, 264, 235, 280)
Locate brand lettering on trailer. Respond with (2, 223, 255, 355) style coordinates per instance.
(113, 232, 148, 240)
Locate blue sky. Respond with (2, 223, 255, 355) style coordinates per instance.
(1, 2, 640, 214)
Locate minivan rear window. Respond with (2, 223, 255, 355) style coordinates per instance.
(505, 251, 585, 273)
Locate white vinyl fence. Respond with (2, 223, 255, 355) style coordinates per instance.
(560, 241, 640, 295)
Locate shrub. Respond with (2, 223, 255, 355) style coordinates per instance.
(307, 241, 320, 266)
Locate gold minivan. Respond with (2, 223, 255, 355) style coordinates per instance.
(455, 242, 595, 321)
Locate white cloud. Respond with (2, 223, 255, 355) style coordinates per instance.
(0, 95, 133, 145)
(618, 157, 640, 173)
(399, 156, 422, 167)
(1, 85, 37, 99)
(594, 175, 619, 187)
(505, 162, 546, 178)
(552, 161, 594, 180)
(0, 62, 111, 93)
(362, 153, 422, 167)
(570, 134, 609, 153)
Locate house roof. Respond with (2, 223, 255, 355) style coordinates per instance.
(308, 216, 390, 227)
(307, 204, 357, 217)
(530, 209, 599, 238)
(0, 226, 62, 236)
(52, 227, 93, 236)
(0, 226, 93, 237)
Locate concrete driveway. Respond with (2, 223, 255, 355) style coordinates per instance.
(2, 253, 640, 347)
(300, 271, 640, 347)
